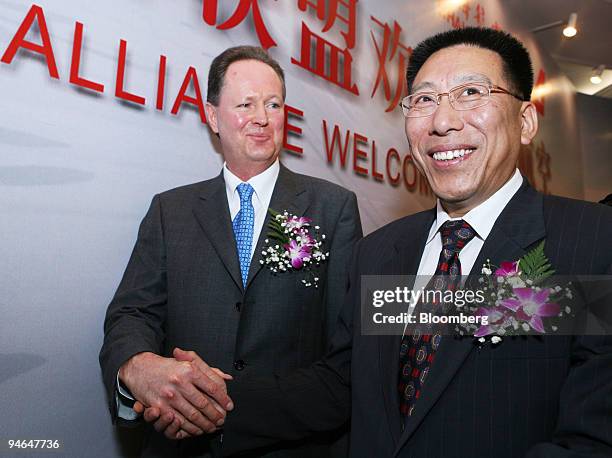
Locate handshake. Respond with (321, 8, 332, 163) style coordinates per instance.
(119, 348, 234, 440)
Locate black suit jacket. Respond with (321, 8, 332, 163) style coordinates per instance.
(222, 181, 612, 458)
(99, 164, 362, 457)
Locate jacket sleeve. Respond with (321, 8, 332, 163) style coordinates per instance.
(323, 190, 362, 341)
(98, 195, 168, 423)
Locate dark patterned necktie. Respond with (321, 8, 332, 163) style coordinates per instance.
(398, 219, 476, 418)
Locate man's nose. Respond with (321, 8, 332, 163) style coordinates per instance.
(429, 95, 463, 135)
(252, 102, 268, 125)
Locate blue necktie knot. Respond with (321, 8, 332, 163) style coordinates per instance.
(237, 182, 255, 204)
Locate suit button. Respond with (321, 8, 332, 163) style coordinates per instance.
(235, 302, 241, 312)
(234, 360, 245, 371)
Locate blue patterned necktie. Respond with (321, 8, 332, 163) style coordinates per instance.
(232, 183, 255, 286)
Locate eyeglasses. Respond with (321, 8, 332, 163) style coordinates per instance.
(400, 83, 525, 118)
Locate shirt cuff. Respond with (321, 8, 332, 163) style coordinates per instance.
(116, 372, 140, 421)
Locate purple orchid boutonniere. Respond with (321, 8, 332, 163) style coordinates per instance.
(259, 209, 329, 287)
(457, 241, 574, 346)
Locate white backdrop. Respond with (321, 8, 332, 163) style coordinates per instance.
(0, 1, 582, 456)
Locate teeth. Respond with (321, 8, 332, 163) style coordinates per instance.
(432, 148, 473, 161)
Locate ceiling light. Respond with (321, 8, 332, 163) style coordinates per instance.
(562, 13, 578, 37)
(590, 65, 605, 84)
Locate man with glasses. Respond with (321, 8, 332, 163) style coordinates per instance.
(143, 28, 612, 457)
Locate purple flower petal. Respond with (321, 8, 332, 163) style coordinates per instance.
(530, 315, 545, 333)
(537, 302, 560, 317)
(495, 261, 519, 277)
(534, 288, 551, 304)
(500, 298, 521, 312)
(513, 287, 534, 301)
(291, 257, 304, 269)
(516, 308, 530, 321)
(474, 325, 494, 337)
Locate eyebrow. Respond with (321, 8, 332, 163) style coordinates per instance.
(411, 73, 494, 93)
(240, 94, 283, 101)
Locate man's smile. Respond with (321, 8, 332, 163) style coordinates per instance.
(426, 143, 477, 167)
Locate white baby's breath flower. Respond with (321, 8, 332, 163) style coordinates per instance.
(522, 323, 530, 332)
(491, 336, 502, 344)
(482, 267, 492, 275)
(478, 337, 486, 343)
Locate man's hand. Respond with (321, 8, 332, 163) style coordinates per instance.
(120, 347, 233, 438)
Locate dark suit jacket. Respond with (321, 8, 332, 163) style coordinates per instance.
(99, 164, 362, 458)
(222, 181, 612, 458)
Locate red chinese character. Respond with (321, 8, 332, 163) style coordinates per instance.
(292, 0, 359, 94)
(490, 21, 502, 30)
(446, 12, 465, 29)
(462, 4, 471, 20)
(370, 16, 412, 112)
(202, 0, 276, 50)
(297, 0, 357, 47)
(474, 4, 485, 26)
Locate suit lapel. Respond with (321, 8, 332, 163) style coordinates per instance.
(379, 209, 436, 447)
(395, 181, 546, 455)
(245, 164, 311, 288)
(192, 172, 244, 292)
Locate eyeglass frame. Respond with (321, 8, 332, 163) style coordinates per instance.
(400, 83, 525, 118)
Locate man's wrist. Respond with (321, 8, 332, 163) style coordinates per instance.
(119, 351, 155, 389)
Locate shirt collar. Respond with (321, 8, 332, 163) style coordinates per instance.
(223, 159, 280, 203)
(426, 169, 524, 244)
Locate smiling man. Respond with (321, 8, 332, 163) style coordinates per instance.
(185, 28, 612, 458)
(99, 45, 362, 458)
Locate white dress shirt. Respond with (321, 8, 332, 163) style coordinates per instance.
(116, 160, 280, 419)
(417, 168, 523, 277)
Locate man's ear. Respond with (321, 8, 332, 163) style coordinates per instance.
(519, 101, 538, 145)
(205, 102, 219, 134)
